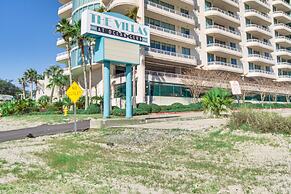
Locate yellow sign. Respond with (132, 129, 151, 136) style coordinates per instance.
(66, 82, 83, 104)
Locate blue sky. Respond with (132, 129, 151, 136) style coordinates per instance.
(0, 0, 63, 83)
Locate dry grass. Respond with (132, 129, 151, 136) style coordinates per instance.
(0, 128, 290, 193)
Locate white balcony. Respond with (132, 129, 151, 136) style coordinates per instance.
(245, 24, 272, 38)
(245, 9, 271, 25)
(221, 0, 240, 8)
(276, 49, 291, 59)
(273, 23, 291, 36)
(148, 24, 196, 45)
(207, 43, 242, 57)
(247, 54, 274, 65)
(207, 61, 243, 73)
(277, 75, 291, 82)
(108, 0, 139, 15)
(56, 38, 66, 48)
(145, 1, 195, 25)
(272, 0, 291, 12)
(243, 0, 270, 12)
(206, 25, 241, 41)
(273, 11, 291, 23)
(59, 0, 71, 4)
(275, 36, 291, 47)
(247, 69, 276, 79)
(58, 1, 72, 19)
(56, 52, 69, 64)
(246, 39, 273, 51)
(277, 62, 291, 69)
(180, 0, 195, 6)
(145, 47, 197, 66)
(205, 7, 240, 26)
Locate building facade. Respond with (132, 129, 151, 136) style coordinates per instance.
(56, 0, 291, 105)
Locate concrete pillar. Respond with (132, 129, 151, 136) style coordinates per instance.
(136, 0, 146, 104)
(103, 61, 111, 118)
(126, 64, 133, 118)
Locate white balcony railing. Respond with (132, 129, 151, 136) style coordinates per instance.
(146, 1, 194, 20)
(248, 54, 273, 61)
(249, 69, 274, 75)
(278, 62, 291, 66)
(273, 11, 291, 18)
(58, 1, 72, 11)
(277, 49, 291, 53)
(145, 47, 195, 59)
(276, 36, 291, 42)
(245, 9, 270, 19)
(57, 51, 67, 57)
(247, 39, 272, 46)
(207, 43, 241, 52)
(279, 75, 291, 78)
(205, 7, 240, 20)
(206, 25, 240, 35)
(274, 23, 291, 30)
(246, 24, 271, 32)
(208, 61, 243, 69)
(147, 24, 195, 39)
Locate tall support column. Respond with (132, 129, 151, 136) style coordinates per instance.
(103, 61, 111, 118)
(136, 49, 146, 104)
(126, 64, 133, 118)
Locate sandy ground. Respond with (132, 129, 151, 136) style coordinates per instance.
(0, 118, 43, 132)
(125, 118, 227, 131)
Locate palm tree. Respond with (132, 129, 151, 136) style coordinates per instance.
(87, 37, 95, 103)
(126, 7, 139, 22)
(56, 19, 74, 85)
(95, 6, 108, 13)
(45, 65, 64, 102)
(24, 68, 38, 99)
(72, 20, 89, 109)
(18, 76, 27, 99)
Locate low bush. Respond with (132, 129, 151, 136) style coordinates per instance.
(138, 103, 152, 113)
(229, 109, 291, 135)
(38, 95, 50, 109)
(112, 107, 126, 116)
(84, 104, 101, 114)
(202, 88, 233, 117)
(150, 104, 161, 113)
(134, 108, 149, 116)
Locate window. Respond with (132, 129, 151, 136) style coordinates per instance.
(181, 27, 190, 35)
(180, 8, 189, 15)
(231, 58, 237, 65)
(182, 47, 191, 56)
(146, 82, 193, 97)
(207, 53, 215, 62)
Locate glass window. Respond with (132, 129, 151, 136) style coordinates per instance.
(182, 47, 191, 56)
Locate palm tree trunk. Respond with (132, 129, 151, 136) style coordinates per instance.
(66, 44, 73, 85)
(50, 85, 55, 103)
(80, 42, 89, 110)
(88, 44, 93, 102)
(30, 82, 33, 99)
(22, 83, 26, 99)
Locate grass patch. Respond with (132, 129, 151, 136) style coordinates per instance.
(229, 109, 291, 135)
(0, 128, 290, 193)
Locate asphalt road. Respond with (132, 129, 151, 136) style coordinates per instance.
(0, 120, 90, 143)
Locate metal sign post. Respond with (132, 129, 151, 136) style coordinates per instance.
(66, 82, 83, 132)
(74, 103, 77, 132)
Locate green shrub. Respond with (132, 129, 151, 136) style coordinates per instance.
(138, 103, 152, 113)
(229, 109, 291, 135)
(0, 99, 39, 116)
(150, 104, 161, 113)
(38, 95, 50, 109)
(202, 88, 233, 117)
(76, 96, 85, 109)
(171, 103, 184, 109)
(84, 104, 101, 114)
(62, 96, 72, 107)
(112, 107, 126, 116)
(53, 100, 64, 111)
(134, 108, 149, 116)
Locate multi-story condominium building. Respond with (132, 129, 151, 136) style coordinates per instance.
(55, 0, 291, 105)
